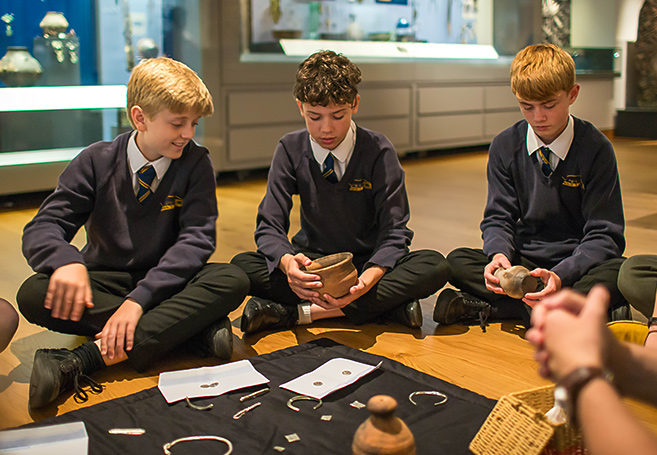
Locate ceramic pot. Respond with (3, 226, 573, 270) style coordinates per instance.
(302, 252, 358, 300)
(0, 47, 43, 87)
(40, 11, 69, 36)
(352, 395, 416, 455)
(494, 265, 540, 299)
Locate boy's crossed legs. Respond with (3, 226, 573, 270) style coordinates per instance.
(232, 249, 449, 334)
(436, 247, 629, 330)
(17, 262, 249, 408)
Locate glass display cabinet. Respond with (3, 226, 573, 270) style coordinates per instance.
(0, 0, 204, 195)
(0, 0, 622, 196)
(246, 0, 498, 60)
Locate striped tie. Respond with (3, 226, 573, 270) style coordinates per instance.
(323, 153, 338, 183)
(137, 164, 156, 204)
(538, 146, 553, 177)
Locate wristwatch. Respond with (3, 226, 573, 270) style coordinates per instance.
(555, 366, 613, 423)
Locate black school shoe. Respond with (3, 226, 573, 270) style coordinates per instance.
(29, 348, 103, 409)
(386, 300, 423, 328)
(240, 296, 298, 335)
(433, 289, 491, 332)
(195, 316, 234, 360)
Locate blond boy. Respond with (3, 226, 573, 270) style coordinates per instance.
(435, 44, 628, 330)
(18, 57, 249, 409)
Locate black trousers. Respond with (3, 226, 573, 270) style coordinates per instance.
(618, 254, 657, 319)
(231, 249, 450, 325)
(447, 247, 627, 322)
(17, 263, 250, 372)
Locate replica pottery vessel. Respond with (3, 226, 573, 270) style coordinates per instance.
(39, 11, 69, 36)
(352, 395, 416, 455)
(0, 47, 43, 87)
(494, 265, 540, 299)
(302, 252, 358, 301)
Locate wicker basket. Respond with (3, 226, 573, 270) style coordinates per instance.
(469, 385, 586, 455)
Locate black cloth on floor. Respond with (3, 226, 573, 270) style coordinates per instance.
(21, 339, 495, 454)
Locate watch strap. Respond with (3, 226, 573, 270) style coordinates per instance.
(556, 366, 611, 422)
(648, 317, 657, 327)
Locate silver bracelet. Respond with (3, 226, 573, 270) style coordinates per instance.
(409, 390, 448, 406)
(163, 435, 233, 454)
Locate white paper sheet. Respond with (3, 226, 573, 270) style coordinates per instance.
(0, 421, 87, 455)
(158, 359, 269, 403)
(280, 358, 382, 399)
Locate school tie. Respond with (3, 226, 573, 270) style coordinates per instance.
(538, 146, 553, 177)
(137, 164, 157, 204)
(323, 153, 338, 184)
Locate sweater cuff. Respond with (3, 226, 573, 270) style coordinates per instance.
(127, 288, 155, 312)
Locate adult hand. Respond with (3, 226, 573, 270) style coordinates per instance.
(45, 262, 93, 321)
(96, 299, 143, 360)
(645, 331, 657, 350)
(522, 268, 562, 307)
(484, 253, 512, 294)
(527, 286, 609, 381)
(279, 253, 322, 300)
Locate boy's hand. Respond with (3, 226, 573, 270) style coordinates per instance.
(484, 253, 512, 294)
(312, 265, 386, 310)
(279, 253, 322, 300)
(522, 268, 562, 307)
(96, 299, 143, 360)
(314, 278, 367, 309)
(45, 262, 93, 321)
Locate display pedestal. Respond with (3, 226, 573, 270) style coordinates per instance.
(615, 109, 657, 139)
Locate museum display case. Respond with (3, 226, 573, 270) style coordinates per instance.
(0, 0, 622, 195)
(0, 0, 204, 194)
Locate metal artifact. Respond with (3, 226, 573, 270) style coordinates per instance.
(233, 401, 262, 419)
(287, 395, 322, 412)
(163, 435, 233, 454)
(408, 391, 448, 406)
(185, 396, 213, 411)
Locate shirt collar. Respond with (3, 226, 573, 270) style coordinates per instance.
(127, 131, 171, 179)
(526, 115, 574, 161)
(310, 121, 356, 164)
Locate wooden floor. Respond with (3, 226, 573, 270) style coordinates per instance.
(1, 136, 657, 432)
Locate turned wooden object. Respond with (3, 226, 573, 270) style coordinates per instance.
(352, 395, 416, 455)
(494, 265, 540, 299)
(301, 252, 358, 300)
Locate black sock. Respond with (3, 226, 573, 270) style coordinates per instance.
(71, 341, 106, 376)
(489, 300, 527, 320)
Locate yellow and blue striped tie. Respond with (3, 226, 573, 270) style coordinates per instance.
(137, 165, 156, 204)
(538, 146, 553, 177)
(323, 153, 338, 183)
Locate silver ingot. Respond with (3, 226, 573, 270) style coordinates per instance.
(239, 387, 270, 402)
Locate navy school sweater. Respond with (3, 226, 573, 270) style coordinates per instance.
(22, 131, 218, 311)
(481, 117, 625, 287)
(255, 126, 414, 274)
